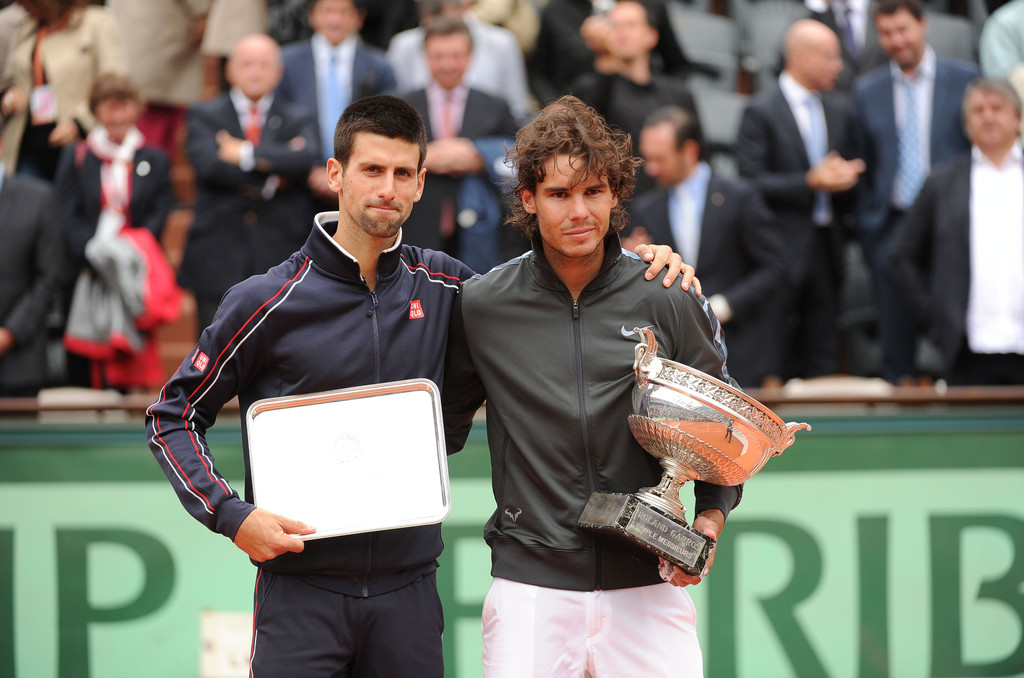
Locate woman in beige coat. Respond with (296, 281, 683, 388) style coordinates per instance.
(0, 0, 126, 180)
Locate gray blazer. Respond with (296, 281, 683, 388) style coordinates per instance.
(0, 172, 63, 392)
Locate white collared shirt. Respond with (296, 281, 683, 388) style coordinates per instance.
(967, 142, 1024, 355)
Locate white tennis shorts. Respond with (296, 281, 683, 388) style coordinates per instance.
(481, 577, 704, 678)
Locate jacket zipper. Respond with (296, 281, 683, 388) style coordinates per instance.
(572, 296, 602, 589)
(362, 284, 381, 595)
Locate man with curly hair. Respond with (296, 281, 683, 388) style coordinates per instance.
(442, 95, 740, 676)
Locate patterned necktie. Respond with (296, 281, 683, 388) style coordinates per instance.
(895, 75, 926, 208)
(245, 103, 262, 146)
(840, 1, 859, 61)
(322, 52, 345, 161)
(805, 96, 831, 224)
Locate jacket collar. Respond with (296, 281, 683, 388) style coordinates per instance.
(301, 211, 406, 283)
(528, 230, 624, 294)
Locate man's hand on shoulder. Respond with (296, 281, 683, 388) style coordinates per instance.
(233, 507, 316, 562)
(633, 242, 703, 295)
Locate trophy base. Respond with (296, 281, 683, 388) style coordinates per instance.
(577, 492, 713, 577)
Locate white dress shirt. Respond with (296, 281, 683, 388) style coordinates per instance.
(967, 142, 1024, 355)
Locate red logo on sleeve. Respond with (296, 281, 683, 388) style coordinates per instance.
(409, 300, 424, 319)
(193, 351, 210, 372)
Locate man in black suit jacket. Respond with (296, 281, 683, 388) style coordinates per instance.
(178, 34, 320, 332)
(889, 79, 1024, 385)
(0, 130, 63, 396)
(569, 0, 697, 197)
(626, 106, 788, 387)
(737, 19, 865, 380)
(276, 0, 397, 206)
(400, 16, 519, 271)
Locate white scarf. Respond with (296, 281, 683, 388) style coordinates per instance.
(86, 125, 145, 240)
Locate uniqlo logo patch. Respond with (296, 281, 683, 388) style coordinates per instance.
(409, 300, 424, 319)
(193, 351, 210, 372)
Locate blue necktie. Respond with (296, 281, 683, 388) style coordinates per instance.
(321, 52, 346, 162)
(805, 97, 831, 225)
(895, 75, 926, 208)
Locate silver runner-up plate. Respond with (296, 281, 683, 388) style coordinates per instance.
(245, 378, 451, 541)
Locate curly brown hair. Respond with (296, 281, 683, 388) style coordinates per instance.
(506, 95, 641, 239)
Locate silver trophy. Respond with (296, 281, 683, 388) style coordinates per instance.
(578, 328, 811, 576)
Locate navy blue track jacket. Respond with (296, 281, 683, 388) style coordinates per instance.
(146, 213, 473, 596)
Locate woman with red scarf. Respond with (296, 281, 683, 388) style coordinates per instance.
(55, 73, 181, 391)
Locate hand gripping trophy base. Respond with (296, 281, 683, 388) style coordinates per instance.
(578, 328, 810, 578)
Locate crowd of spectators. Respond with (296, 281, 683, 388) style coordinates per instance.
(0, 0, 1021, 397)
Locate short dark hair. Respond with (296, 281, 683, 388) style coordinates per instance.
(506, 95, 641, 238)
(88, 72, 141, 115)
(423, 15, 474, 50)
(875, 0, 924, 22)
(642, 105, 707, 160)
(333, 95, 429, 169)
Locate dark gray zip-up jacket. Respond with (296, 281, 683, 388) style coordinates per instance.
(442, 233, 743, 592)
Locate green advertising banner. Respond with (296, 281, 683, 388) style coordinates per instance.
(1, 408, 1022, 678)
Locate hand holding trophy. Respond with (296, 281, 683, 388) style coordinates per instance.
(578, 328, 811, 577)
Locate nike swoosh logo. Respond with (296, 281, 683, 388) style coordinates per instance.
(620, 324, 652, 338)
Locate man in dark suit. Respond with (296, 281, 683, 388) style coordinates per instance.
(737, 19, 865, 381)
(570, 0, 696, 197)
(277, 0, 396, 205)
(0, 126, 63, 396)
(851, 0, 979, 383)
(400, 16, 519, 271)
(889, 78, 1024, 385)
(178, 33, 320, 332)
(625, 106, 788, 387)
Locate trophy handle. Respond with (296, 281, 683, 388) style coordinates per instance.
(633, 327, 660, 387)
(773, 421, 813, 456)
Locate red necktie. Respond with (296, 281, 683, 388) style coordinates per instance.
(439, 93, 456, 238)
(245, 103, 262, 146)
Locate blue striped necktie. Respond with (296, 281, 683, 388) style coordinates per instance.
(895, 75, 926, 208)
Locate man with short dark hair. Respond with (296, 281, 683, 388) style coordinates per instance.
(628, 105, 788, 387)
(277, 0, 397, 204)
(851, 0, 979, 383)
(400, 15, 518, 270)
(889, 78, 1024, 385)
